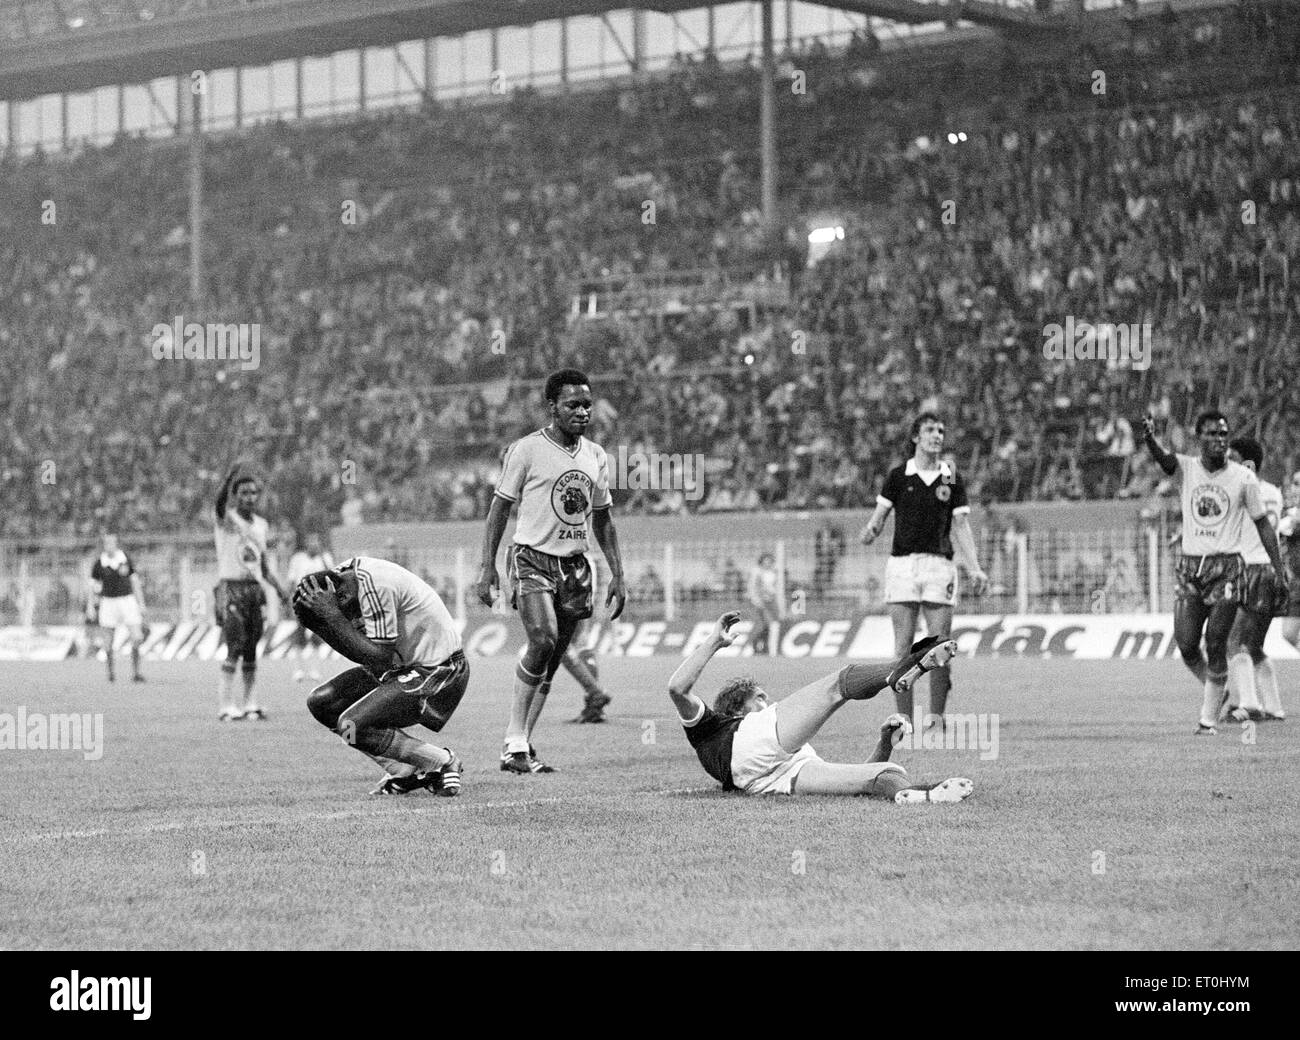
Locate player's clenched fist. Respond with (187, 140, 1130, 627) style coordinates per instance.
(474, 565, 498, 608)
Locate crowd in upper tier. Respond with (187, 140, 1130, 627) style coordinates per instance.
(2, 0, 1298, 536)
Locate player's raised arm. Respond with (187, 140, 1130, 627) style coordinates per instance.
(592, 506, 626, 620)
(293, 575, 396, 676)
(1140, 415, 1178, 476)
(667, 611, 740, 718)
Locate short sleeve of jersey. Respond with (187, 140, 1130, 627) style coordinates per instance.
(1242, 471, 1264, 520)
(495, 440, 528, 503)
(357, 570, 398, 642)
(591, 444, 613, 510)
(879, 466, 904, 507)
(950, 473, 970, 514)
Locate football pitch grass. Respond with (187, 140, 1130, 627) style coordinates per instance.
(2, 655, 1297, 950)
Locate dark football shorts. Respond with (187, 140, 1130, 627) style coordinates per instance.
(329, 650, 470, 732)
(215, 578, 266, 655)
(507, 544, 594, 621)
(1238, 563, 1288, 617)
(1174, 554, 1243, 607)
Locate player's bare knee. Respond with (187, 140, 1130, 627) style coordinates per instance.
(306, 686, 338, 727)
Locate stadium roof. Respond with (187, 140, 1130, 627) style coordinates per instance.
(0, 1, 1225, 101)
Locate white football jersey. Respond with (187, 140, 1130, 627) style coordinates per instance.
(1239, 479, 1282, 565)
(494, 429, 612, 557)
(1177, 454, 1264, 556)
(215, 510, 270, 581)
(344, 556, 460, 668)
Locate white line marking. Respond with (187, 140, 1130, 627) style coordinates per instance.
(11, 788, 716, 844)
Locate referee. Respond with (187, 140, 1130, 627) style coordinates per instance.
(860, 413, 988, 726)
(87, 530, 147, 684)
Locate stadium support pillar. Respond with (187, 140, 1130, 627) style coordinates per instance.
(1015, 533, 1029, 615)
(423, 39, 437, 102)
(663, 544, 676, 622)
(4, 101, 14, 153)
(455, 548, 467, 626)
(188, 87, 204, 309)
(359, 49, 367, 111)
(60, 93, 68, 151)
(234, 68, 243, 129)
(632, 8, 646, 81)
(295, 57, 304, 121)
(760, 0, 778, 226)
(117, 83, 125, 137)
(560, 19, 569, 89)
(1146, 526, 1160, 614)
(707, 6, 716, 54)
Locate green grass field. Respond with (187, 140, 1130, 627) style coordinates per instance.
(1, 654, 1297, 950)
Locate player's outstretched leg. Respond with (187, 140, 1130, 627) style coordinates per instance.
(503, 592, 560, 774)
(1197, 602, 1237, 733)
(886, 603, 920, 718)
(920, 603, 954, 724)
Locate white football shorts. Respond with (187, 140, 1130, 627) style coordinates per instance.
(884, 553, 958, 606)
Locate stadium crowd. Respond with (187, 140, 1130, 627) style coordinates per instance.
(2, 0, 1299, 537)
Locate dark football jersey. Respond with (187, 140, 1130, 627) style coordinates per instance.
(683, 705, 744, 791)
(91, 553, 135, 599)
(879, 462, 969, 558)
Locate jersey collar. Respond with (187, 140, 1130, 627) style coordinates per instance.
(540, 427, 582, 458)
(905, 458, 952, 483)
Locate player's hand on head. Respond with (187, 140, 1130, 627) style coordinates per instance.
(293, 574, 339, 619)
(1140, 414, 1156, 439)
(606, 576, 626, 621)
(712, 610, 741, 646)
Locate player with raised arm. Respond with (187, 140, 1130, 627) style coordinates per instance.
(475, 369, 627, 773)
(213, 464, 290, 721)
(668, 611, 972, 801)
(1222, 437, 1287, 721)
(87, 531, 147, 684)
(1140, 412, 1288, 734)
(295, 557, 468, 796)
(860, 414, 988, 727)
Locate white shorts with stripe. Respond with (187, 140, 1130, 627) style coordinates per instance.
(98, 595, 143, 630)
(884, 553, 958, 606)
(730, 704, 823, 795)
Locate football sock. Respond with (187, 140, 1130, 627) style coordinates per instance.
(837, 663, 893, 701)
(130, 643, 141, 678)
(1227, 652, 1262, 712)
(105, 647, 115, 680)
(864, 764, 909, 798)
(356, 728, 450, 773)
(928, 666, 952, 716)
(524, 678, 552, 741)
(562, 648, 604, 699)
(1199, 673, 1228, 728)
(240, 663, 258, 708)
(506, 664, 543, 754)
(218, 664, 236, 710)
(1255, 658, 1283, 716)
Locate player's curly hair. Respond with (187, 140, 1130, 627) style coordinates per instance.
(713, 676, 762, 716)
(1229, 436, 1263, 469)
(1194, 409, 1228, 435)
(545, 368, 591, 402)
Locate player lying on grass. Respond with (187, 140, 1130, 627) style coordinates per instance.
(293, 557, 468, 796)
(667, 612, 973, 802)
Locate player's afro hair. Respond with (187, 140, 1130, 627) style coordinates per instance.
(1229, 436, 1264, 469)
(714, 676, 762, 716)
(545, 368, 591, 403)
(1194, 409, 1229, 435)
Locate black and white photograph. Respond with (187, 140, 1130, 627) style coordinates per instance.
(1, 0, 1296, 976)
